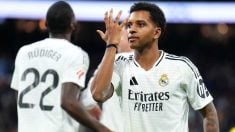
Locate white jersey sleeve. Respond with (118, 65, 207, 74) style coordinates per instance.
(61, 50, 89, 88)
(183, 57, 213, 110)
(80, 77, 98, 109)
(111, 53, 129, 90)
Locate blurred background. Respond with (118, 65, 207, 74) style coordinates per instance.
(0, 0, 235, 132)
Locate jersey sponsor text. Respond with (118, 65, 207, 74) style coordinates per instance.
(128, 89, 169, 112)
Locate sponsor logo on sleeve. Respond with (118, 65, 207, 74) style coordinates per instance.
(76, 69, 85, 79)
(197, 78, 209, 98)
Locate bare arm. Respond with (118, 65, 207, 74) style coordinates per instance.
(91, 9, 127, 102)
(91, 46, 116, 102)
(199, 102, 220, 132)
(61, 83, 111, 132)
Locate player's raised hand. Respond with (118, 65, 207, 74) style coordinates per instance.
(97, 9, 127, 46)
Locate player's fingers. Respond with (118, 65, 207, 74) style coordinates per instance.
(96, 30, 105, 39)
(120, 17, 128, 29)
(109, 8, 113, 24)
(114, 10, 122, 24)
(104, 11, 109, 30)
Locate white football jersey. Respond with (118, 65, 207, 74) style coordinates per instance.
(80, 77, 98, 110)
(100, 90, 124, 132)
(11, 38, 89, 132)
(81, 77, 124, 132)
(111, 50, 213, 132)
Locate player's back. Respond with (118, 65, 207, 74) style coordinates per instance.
(11, 38, 88, 132)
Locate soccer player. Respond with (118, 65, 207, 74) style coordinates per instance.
(92, 2, 219, 132)
(10, 1, 110, 132)
(81, 28, 131, 132)
(99, 27, 132, 132)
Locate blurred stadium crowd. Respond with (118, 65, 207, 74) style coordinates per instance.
(0, 18, 235, 132)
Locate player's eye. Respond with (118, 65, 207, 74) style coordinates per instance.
(138, 22, 146, 27)
(126, 22, 132, 29)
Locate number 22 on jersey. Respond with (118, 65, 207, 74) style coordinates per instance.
(19, 68, 59, 111)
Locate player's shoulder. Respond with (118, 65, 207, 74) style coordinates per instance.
(68, 44, 86, 54)
(165, 52, 195, 67)
(164, 52, 200, 76)
(16, 39, 44, 55)
(64, 43, 89, 66)
(63, 41, 88, 55)
(115, 51, 134, 62)
(72, 45, 89, 59)
(55, 39, 89, 59)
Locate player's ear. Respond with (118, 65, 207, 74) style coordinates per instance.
(45, 21, 49, 31)
(70, 20, 76, 31)
(71, 23, 75, 31)
(153, 27, 161, 39)
(45, 21, 48, 28)
(154, 26, 162, 39)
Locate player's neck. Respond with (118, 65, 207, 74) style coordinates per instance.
(134, 43, 161, 71)
(49, 33, 71, 41)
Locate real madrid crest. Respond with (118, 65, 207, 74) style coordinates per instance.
(159, 74, 169, 87)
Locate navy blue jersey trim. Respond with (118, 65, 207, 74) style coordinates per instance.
(130, 54, 139, 67)
(129, 55, 133, 60)
(155, 52, 164, 67)
(128, 54, 139, 67)
(165, 55, 200, 78)
(133, 61, 139, 67)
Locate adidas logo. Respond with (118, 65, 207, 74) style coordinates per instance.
(130, 76, 138, 85)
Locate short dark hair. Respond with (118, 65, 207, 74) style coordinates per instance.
(130, 2, 166, 34)
(46, 1, 75, 34)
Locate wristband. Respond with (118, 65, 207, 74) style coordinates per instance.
(106, 44, 118, 53)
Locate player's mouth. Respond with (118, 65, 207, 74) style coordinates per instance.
(128, 36, 139, 43)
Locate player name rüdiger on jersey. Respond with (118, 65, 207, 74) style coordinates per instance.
(128, 89, 170, 112)
(27, 48, 62, 62)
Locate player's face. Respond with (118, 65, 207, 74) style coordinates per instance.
(127, 11, 161, 50)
